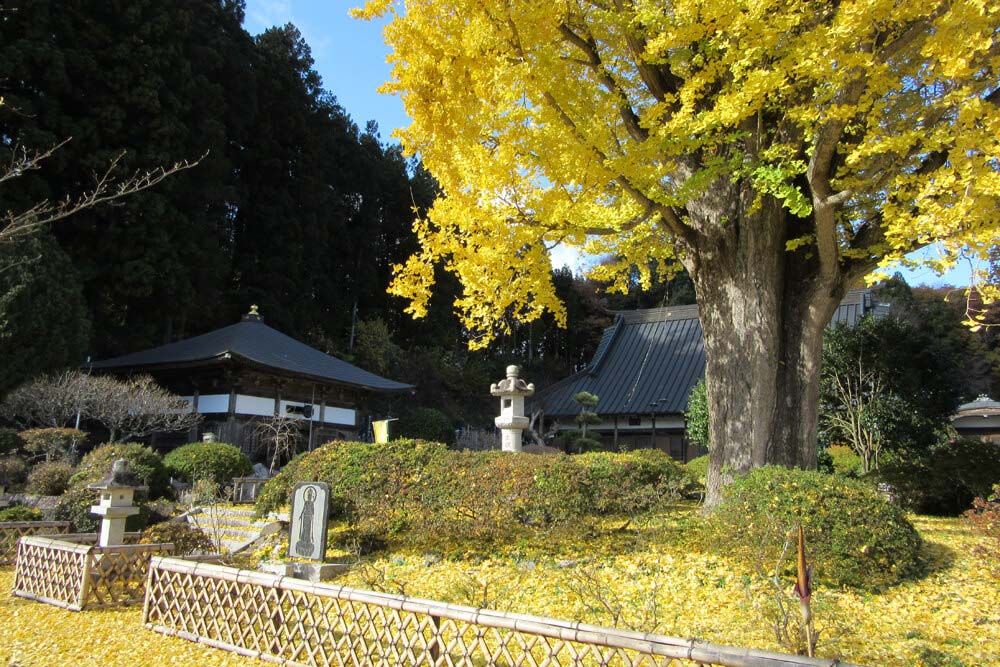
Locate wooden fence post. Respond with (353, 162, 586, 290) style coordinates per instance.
(428, 614, 441, 665)
(77, 546, 95, 610)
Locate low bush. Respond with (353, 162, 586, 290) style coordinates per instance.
(417, 451, 590, 542)
(70, 442, 170, 499)
(258, 440, 693, 546)
(0, 428, 23, 455)
(54, 484, 152, 533)
(685, 454, 709, 485)
(0, 455, 28, 490)
(709, 466, 922, 591)
(0, 504, 42, 521)
(574, 450, 693, 514)
(164, 442, 252, 486)
(877, 439, 1000, 515)
(395, 407, 454, 445)
(256, 438, 450, 519)
(824, 445, 865, 478)
(20, 428, 85, 462)
(25, 461, 75, 496)
(53, 486, 100, 532)
(140, 520, 215, 555)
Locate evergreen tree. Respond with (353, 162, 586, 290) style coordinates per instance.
(0, 233, 91, 393)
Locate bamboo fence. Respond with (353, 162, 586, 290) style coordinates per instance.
(0, 521, 71, 564)
(143, 556, 861, 667)
(13, 535, 173, 611)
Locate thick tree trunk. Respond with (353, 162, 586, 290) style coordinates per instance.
(684, 189, 844, 508)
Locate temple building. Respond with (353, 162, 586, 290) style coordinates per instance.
(532, 289, 885, 462)
(951, 395, 1000, 443)
(89, 307, 413, 452)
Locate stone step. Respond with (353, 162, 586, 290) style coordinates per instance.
(188, 504, 283, 555)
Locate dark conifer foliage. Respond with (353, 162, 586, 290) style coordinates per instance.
(0, 2, 438, 368)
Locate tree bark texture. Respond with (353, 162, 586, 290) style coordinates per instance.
(683, 184, 846, 507)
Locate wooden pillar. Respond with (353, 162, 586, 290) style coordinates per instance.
(188, 389, 200, 442)
(227, 385, 238, 450)
(613, 415, 619, 450)
(308, 384, 316, 450)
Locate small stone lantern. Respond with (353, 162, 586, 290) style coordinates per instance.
(491, 365, 535, 452)
(89, 459, 145, 547)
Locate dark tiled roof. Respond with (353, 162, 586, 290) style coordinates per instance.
(90, 316, 413, 393)
(533, 290, 878, 418)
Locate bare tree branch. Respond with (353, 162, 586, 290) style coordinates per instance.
(0, 140, 205, 246)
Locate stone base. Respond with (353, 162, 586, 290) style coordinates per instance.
(260, 562, 348, 582)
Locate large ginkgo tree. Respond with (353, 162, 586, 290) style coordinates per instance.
(356, 0, 999, 505)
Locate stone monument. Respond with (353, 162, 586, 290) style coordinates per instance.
(491, 365, 535, 452)
(263, 481, 339, 581)
(89, 459, 145, 547)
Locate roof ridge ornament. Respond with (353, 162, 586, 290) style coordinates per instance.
(243, 304, 263, 322)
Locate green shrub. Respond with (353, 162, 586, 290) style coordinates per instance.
(395, 407, 454, 445)
(824, 445, 864, 477)
(574, 449, 692, 514)
(54, 484, 153, 533)
(71, 442, 170, 498)
(0, 428, 23, 455)
(255, 438, 450, 518)
(0, 455, 28, 490)
(53, 485, 100, 532)
(685, 454, 709, 485)
(26, 461, 75, 496)
(140, 521, 214, 555)
(20, 428, 85, 462)
(416, 451, 590, 543)
(877, 439, 1000, 515)
(709, 466, 922, 591)
(0, 504, 42, 521)
(164, 442, 252, 486)
(258, 439, 693, 547)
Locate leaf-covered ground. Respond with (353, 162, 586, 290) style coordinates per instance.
(0, 570, 256, 666)
(331, 511, 1000, 667)
(2, 510, 997, 666)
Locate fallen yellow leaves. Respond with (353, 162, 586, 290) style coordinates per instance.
(1, 512, 997, 666)
(0, 570, 256, 667)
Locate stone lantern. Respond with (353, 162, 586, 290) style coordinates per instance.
(89, 459, 145, 547)
(491, 365, 535, 452)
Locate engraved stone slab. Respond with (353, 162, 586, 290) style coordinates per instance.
(287, 481, 330, 561)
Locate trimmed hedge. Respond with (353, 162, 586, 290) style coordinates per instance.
(709, 466, 922, 591)
(26, 461, 74, 496)
(574, 449, 692, 513)
(164, 442, 252, 486)
(256, 440, 691, 545)
(685, 454, 709, 486)
(20, 428, 84, 462)
(0, 504, 42, 521)
(70, 442, 170, 498)
(140, 521, 214, 555)
(256, 439, 450, 522)
(55, 443, 169, 532)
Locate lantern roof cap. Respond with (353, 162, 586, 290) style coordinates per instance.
(88, 459, 147, 491)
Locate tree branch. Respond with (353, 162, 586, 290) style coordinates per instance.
(0, 146, 206, 246)
(558, 23, 647, 143)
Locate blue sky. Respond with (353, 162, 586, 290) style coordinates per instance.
(242, 0, 974, 288)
